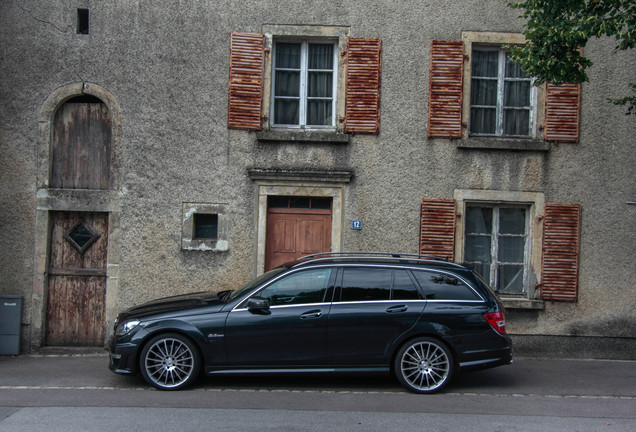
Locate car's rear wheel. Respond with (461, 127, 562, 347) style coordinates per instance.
(394, 337, 454, 394)
(139, 333, 201, 390)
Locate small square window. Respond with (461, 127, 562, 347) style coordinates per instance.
(193, 214, 218, 239)
(182, 203, 228, 251)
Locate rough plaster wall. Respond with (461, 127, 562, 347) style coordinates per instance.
(0, 0, 634, 344)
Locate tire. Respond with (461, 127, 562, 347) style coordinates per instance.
(139, 333, 201, 390)
(394, 337, 454, 394)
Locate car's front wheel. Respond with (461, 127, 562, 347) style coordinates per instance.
(139, 333, 201, 390)
(394, 337, 454, 394)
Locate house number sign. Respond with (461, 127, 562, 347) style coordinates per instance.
(351, 220, 362, 230)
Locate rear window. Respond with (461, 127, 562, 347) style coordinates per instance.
(339, 268, 422, 301)
(412, 270, 481, 301)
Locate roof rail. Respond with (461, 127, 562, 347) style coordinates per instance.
(292, 252, 465, 269)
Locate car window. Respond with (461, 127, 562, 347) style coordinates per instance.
(340, 267, 391, 302)
(258, 268, 332, 306)
(412, 270, 481, 301)
(393, 270, 421, 300)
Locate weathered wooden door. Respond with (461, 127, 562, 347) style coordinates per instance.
(46, 211, 108, 346)
(51, 96, 111, 189)
(265, 197, 332, 271)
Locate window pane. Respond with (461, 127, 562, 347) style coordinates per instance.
(341, 268, 391, 302)
(393, 270, 421, 300)
(465, 235, 492, 262)
(260, 268, 332, 306)
(498, 237, 525, 263)
(310, 197, 332, 209)
(308, 72, 332, 97)
(289, 197, 310, 208)
(471, 78, 498, 106)
(275, 71, 300, 97)
(471, 262, 491, 285)
(504, 81, 530, 107)
(466, 207, 493, 234)
(499, 208, 526, 234)
(274, 99, 299, 124)
(503, 109, 530, 136)
(498, 264, 524, 293)
(308, 44, 333, 69)
(472, 51, 499, 77)
(470, 107, 496, 134)
(276, 43, 301, 68)
(307, 100, 332, 126)
(505, 55, 528, 78)
(412, 271, 480, 301)
(193, 214, 218, 239)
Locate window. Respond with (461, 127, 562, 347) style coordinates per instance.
(77, 9, 89, 35)
(228, 28, 381, 134)
(470, 49, 534, 137)
(181, 203, 228, 251)
(464, 205, 528, 294)
(193, 214, 218, 240)
(428, 33, 580, 144)
(259, 268, 332, 306)
(412, 271, 480, 301)
(272, 40, 337, 128)
(339, 268, 421, 302)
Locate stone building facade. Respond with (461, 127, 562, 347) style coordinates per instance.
(1, 0, 634, 357)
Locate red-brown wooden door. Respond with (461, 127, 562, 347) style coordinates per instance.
(265, 206, 332, 271)
(46, 211, 108, 346)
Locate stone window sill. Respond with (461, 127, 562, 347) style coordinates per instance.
(457, 137, 550, 152)
(501, 298, 545, 310)
(257, 131, 350, 145)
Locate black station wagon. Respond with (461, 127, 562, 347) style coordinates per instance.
(109, 252, 512, 393)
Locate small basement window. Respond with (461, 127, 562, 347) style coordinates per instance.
(77, 9, 89, 35)
(182, 203, 228, 251)
(194, 214, 218, 239)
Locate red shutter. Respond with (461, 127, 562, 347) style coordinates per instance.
(544, 83, 581, 143)
(228, 32, 265, 130)
(428, 41, 464, 138)
(541, 203, 581, 302)
(419, 198, 456, 261)
(345, 37, 382, 134)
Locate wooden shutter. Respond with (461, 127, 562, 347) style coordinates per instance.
(428, 41, 464, 138)
(541, 203, 581, 302)
(345, 37, 382, 134)
(544, 83, 581, 143)
(228, 32, 265, 130)
(419, 198, 456, 261)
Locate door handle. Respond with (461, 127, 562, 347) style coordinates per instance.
(300, 310, 323, 319)
(386, 305, 408, 313)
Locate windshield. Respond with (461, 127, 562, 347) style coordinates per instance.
(227, 267, 287, 301)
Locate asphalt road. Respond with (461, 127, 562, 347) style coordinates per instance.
(0, 353, 635, 431)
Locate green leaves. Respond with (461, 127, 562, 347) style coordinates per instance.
(510, 0, 635, 114)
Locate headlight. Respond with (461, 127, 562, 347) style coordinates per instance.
(115, 319, 141, 336)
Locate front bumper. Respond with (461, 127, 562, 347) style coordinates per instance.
(108, 334, 140, 375)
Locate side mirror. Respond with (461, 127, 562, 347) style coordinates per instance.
(247, 297, 270, 315)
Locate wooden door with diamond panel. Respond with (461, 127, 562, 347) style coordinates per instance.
(46, 211, 108, 346)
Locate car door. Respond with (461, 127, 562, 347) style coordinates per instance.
(224, 267, 334, 367)
(327, 266, 426, 366)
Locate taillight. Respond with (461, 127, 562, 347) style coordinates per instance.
(484, 312, 506, 334)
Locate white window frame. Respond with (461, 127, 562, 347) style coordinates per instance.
(470, 48, 536, 137)
(454, 189, 545, 300)
(464, 204, 530, 294)
(461, 32, 545, 140)
(270, 38, 338, 130)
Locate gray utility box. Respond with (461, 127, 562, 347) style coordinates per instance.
(0, 295, 22, 355)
